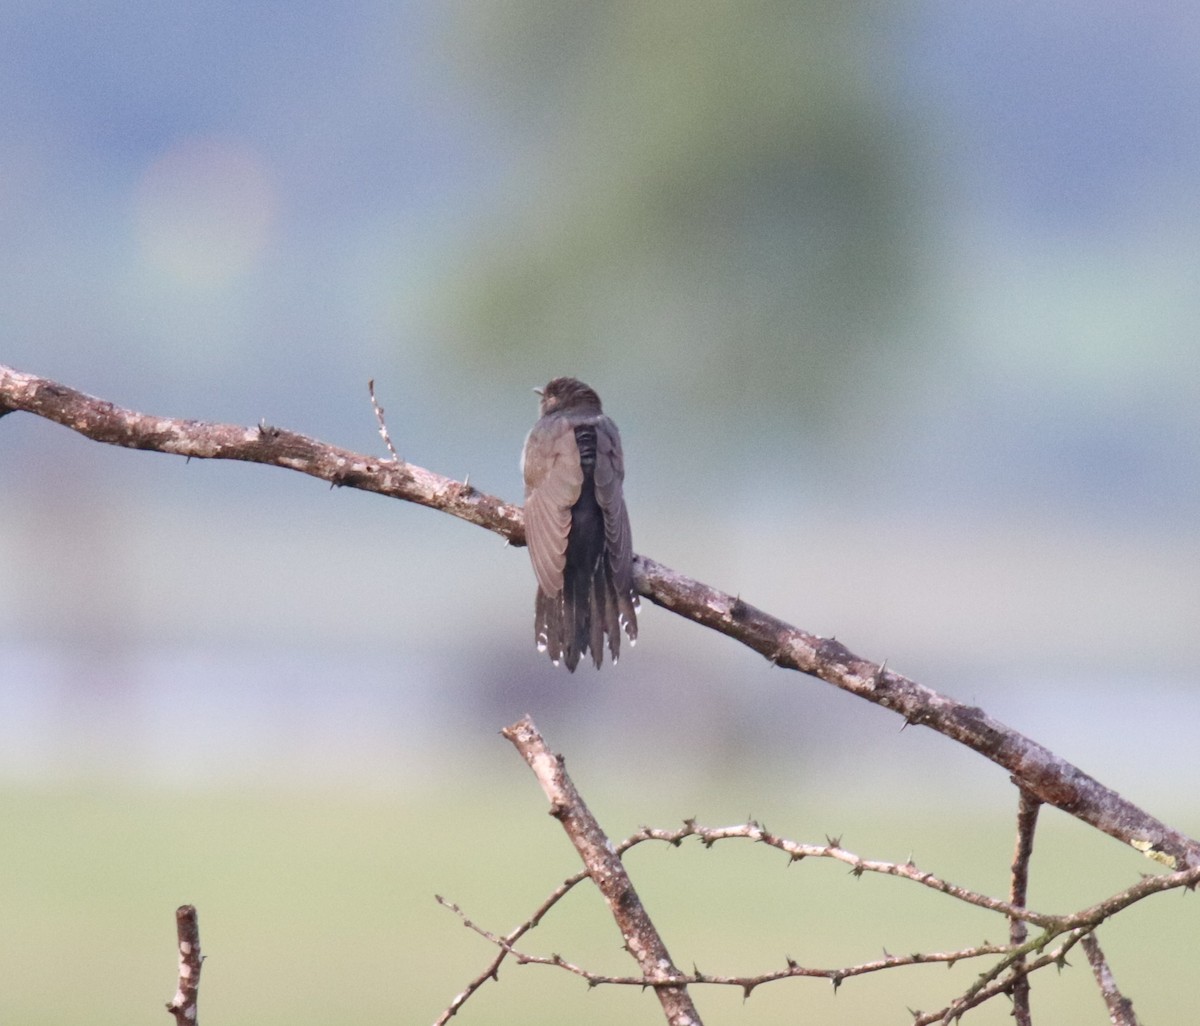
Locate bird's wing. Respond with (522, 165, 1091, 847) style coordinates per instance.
(522, 414, 583, 596)
(592, 415, 633, 590)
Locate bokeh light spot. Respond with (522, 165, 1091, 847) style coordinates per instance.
(134, 136, 276, 287)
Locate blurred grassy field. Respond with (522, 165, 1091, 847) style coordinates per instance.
(0, 772, 1194, 1025)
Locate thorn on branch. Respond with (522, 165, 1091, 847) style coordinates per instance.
(872, 658, 889, 688)
(442, 476, 476, 503)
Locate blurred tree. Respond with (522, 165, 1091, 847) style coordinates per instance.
(441, 0, 923, 436)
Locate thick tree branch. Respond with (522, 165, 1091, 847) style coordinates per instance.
(0, 363, 522, 537)
(1082, 933, 1140, 1026)
(638, 553, 1199, 872)
(502, 717, 701, 1026)
(3, 363, 1198, 871)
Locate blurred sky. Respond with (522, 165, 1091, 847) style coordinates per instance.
(2, 0, 1199, 806)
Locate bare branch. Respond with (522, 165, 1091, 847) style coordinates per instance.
(4, 363, 1199, 871)
(657, 820, 1041, 921)
(627, 821, 1200, 931)
(432, 869, 589, 1025)
(1082, 933, 1140, 1026)
(1009, 788, 1042, 1025)
(634, 820, 1051, 922)
(0, 363, 520, 539)
(638, 554, 1200, 872)
(912, 928, 1091, 1025)
(442, 898, 1014, 992)
(165, 905, 202, 1025)
(433, 821, 739, 1023)
(501, 716, 702, 1026)
(439, 813, 1200, 1017)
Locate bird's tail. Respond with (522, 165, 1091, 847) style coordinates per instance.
(535, 558, 637, 672)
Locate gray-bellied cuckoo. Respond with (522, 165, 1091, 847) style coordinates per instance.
(522, 377, 637, 670)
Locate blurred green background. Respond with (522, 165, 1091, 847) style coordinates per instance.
(3, 1, 1199, 1023)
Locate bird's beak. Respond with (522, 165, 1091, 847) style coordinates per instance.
(532, 387, 544, 396)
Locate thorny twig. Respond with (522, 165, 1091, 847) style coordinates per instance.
(911, 927, 1093, 1025)
(439, 894, 1013, 992)
(432, 871, 589, 1025)
(437, 817, 1200, 1022)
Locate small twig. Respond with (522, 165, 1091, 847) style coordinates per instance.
(1009, 788, 1042, 1025)
(1082, 933, 1140, 1026)
(633, 821, 1052, 925)
(439, 816, 1200, 1021)
(165, 905, 202, 1025)
(911, 927, 1091, 1025)
(443, 897, 1015, 992)
(367, 379, 402, 462)
(502, 717, 702, 1026)
(650, 821, 1200, 936)
(432, 869, 590, 1025)
(433, 824, 713, 1023)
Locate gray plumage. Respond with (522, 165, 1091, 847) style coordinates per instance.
(522, 377, 637, 670)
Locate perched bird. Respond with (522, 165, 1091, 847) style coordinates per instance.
(522, 377, 638, 670)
